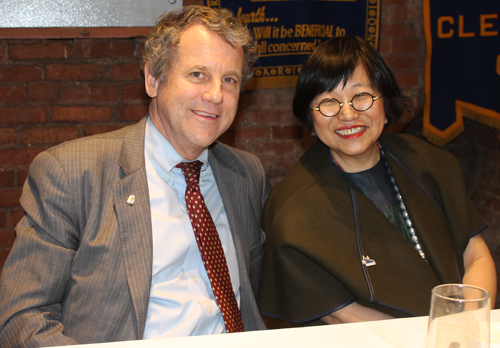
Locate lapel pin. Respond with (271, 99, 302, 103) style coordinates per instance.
(362, 255, 376, 267)
(126, 195, 136, 206)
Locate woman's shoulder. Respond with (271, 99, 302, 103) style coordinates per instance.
(380, 132, 465, 194)
(274, 141, 330, 185)
(381, 132, 436, 151)
(266, 141, 338, 211)
(380, 132, 458, 165)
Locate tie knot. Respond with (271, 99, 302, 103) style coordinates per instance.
(176, 160, 203, 185)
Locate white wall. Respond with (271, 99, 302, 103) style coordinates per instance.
(0, 0, 182, 27)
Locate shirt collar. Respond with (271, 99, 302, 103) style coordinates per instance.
(145, 117, 209, 176)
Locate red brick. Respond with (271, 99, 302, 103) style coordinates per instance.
(234, 127, 270, 140)
(267, 171, 287, 186)
(0, 86, 26, 103)
(217, 127, 236, 147)
(239, 92, 276, 110)
(119, 104, 148, 121)
(136, 40, 146, 59)
(83, 124, 128, 136)
(0, 42, 6, 61)
(259, 157, 275, 170)
(73, 40, 134, 59)
(239, 92, 278, 111)
(110, 63, 143, 81)
(0, 171, 15, 187)
(231, 111, 245, 126)
(379, 39, 392, 55)
(271, 89, 296, 109)
(0, 106, 48, 123)
(253, 141, 299, 158)
(391, 38, 422, 54)
(266, 168, 288, 186)
(0, 248, 13, 273)
(59, 85, 89, 102)
(231, 142, 252, 154)
(9, 41, 72, 60)
(395, 72, 418, 87)
(16, 169, 29, 186)
(0, 148, 45, 166)
(0, 210, 6, 227)
(381, 23, 411, 37)
(272, 126, 303, 139)
(412, 55, 426, 70)
(28, 83, 58, 102)
(0, 230, 15, 247)
(52, 106, 112, 122)
(0, 188, 22, 207)
(382, 0, 407, 5)
(90, 85, 120, 102)
(0, 128, 15, 145)
(45, 64, 106, 81)
(0, 66, 42, 82)
(122, 83, 148, 102)
(266, 156, 300, 171)
(245, 109, 295, 125)
(8, 208, 24, 227)
(389, 6, 409, 23)
(19, 126, 79, 145)
(406, 6, 422, 21)
(384, 56, 415, 71)
(239, 89, 294, 110)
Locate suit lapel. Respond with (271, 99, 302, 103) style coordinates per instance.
(208, 143, 269, 329)
(114, 118, 153, 339)
(208, 145, 250, 271)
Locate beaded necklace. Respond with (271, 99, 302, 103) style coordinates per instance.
(331, 142, 427, 260)
(381, 149, 426, 260)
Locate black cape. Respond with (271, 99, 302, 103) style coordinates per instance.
(258, 133, 486, 324)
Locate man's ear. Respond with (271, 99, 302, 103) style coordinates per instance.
(144, 64, 159, 98)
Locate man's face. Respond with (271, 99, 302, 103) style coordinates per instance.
(145, 24, 244, 160)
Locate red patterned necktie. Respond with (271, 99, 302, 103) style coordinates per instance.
(176, 161, 245, 333)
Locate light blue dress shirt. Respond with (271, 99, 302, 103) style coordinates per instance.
(143, 117, 240, 338)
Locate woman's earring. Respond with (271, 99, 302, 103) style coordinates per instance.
(384, 118, 388, 125)
(311, 128, 317, 137)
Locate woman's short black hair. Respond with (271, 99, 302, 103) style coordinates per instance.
(292, 36, 409, 132)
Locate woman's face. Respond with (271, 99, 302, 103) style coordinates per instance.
(310, 65, 385, 172)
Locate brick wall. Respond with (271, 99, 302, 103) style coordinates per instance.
(1, 0, 499, 308)
(0, 37, 148, 270)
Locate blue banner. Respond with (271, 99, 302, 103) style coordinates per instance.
(205, 0, 381, 89)
(423, 0, 500, 146)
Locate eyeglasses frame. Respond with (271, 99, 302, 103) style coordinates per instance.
(309, 92, 383, 117)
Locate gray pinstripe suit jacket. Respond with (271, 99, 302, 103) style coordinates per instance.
(0, 117, 271, 347)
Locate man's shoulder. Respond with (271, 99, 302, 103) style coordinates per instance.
(31, 119, 146, 172)
(209, 142, 264, 173)
(43, 119, 142, 156)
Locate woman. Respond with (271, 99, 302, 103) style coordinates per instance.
(258, 36, 496, 325)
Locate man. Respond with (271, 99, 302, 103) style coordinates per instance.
(0, 6, 270, 347)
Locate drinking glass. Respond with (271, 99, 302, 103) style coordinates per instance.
(426, 284, 490, 348)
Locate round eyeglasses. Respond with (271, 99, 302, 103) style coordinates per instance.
(310, 92, 383, 117)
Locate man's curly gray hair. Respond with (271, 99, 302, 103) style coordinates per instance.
(142, 5, 259, 86)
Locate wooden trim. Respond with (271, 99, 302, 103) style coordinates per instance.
(0, 27, 153, 39)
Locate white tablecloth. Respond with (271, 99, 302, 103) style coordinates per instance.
(71, 310, 500, 348)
